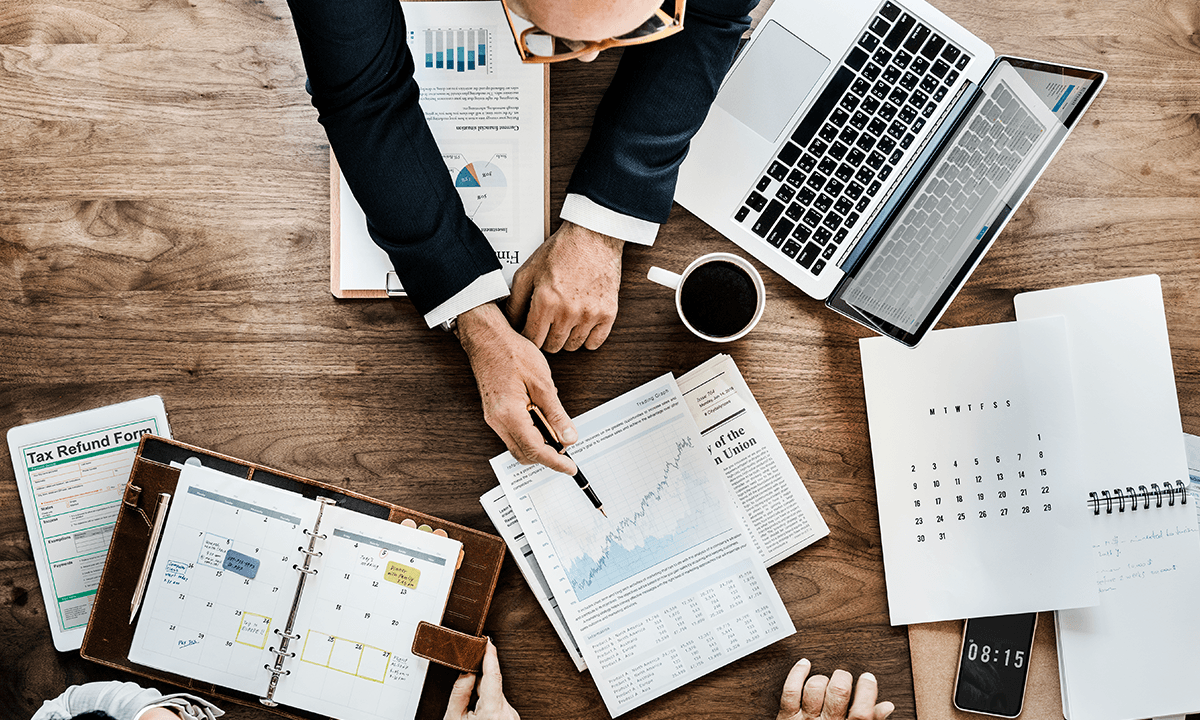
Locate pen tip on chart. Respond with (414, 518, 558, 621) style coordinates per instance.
(600, 507, 607, 518)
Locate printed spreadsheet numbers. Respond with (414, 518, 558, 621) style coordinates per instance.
(860, 318, 1098, 625)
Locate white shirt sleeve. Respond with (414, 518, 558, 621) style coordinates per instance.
(422, 192, 659, 328)
(560, 194, 659, 246)
(421, 269, 510, 329)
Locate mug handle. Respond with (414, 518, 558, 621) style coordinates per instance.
(647, 266, 683, 291)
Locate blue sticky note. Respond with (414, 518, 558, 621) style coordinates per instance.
(222, 549, 260, 579)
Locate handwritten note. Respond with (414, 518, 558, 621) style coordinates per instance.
(236, 612, 271, 649)
(162, 559, 189, 585)
(198, 533, 229, 567)
(1094, 522, 1199, 593)
(1016, 276, 1200, 720)
(223, 549, 260, 579)
(384, 561, 420, 589)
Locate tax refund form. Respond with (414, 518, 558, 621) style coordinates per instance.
(7, 396, 170, 650)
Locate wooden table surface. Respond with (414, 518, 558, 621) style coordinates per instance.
(2, 1, 1198, 719)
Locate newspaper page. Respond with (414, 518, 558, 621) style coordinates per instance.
(677, 354, 829, 566)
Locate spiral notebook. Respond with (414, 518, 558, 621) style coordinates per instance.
(127, 463, 462, 720)
(1015, 275, 1200, 720)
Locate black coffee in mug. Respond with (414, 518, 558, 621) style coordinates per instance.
(678, 260, 759, 338)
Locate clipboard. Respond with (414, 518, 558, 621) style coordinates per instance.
(330, 1, 551, 299)
(81, 435, 506, 720)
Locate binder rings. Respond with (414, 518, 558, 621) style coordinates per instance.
(1086, 480, 1187, 514)
(82, 436, 506, 720)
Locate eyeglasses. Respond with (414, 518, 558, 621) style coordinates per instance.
(500, 0, 686, 63)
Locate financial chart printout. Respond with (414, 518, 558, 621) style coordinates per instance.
(860, 317, 1097, 625)
(493, 376, 794, 716)
(337, 0, 545, 293)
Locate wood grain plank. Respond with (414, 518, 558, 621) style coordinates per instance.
(3, 0, 1200, 718)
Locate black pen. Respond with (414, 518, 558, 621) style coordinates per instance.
(527, 403, 606, 517)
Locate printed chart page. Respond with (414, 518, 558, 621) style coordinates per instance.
(276, 505, 461, 720)
(677, 354, 829, 566)
(130, 464, 317, 695)
(7, 396, 169, 651)
(860, 317, 1096, 625)
(493, 375, 794, 717)
(1016, 275, 1200, 720)
(480, 485, 587, 671)
(337, 0, 545, 293)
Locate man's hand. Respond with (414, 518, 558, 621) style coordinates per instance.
(776, 660, 895, 720)
(507, 220, 623, 353)
(444, 640, 519, 720)
(456, 302, 578, 475)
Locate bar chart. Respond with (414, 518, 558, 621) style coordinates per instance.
(416, 28, 492, 74)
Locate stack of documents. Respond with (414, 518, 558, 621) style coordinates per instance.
(483, 355, 829, 716)
(863, 274, 1200, 720)
(1015, 275, 1200, 720)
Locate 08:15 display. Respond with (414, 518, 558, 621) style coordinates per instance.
(953, 612, 1038, 718)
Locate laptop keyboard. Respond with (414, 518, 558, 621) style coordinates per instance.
(733, 1, 971, 277)
(840, 78, 1048, 330)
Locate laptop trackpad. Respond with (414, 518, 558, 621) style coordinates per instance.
(716, 20, 830, 143)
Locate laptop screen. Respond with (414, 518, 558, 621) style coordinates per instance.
(826, 57, 1105, 346)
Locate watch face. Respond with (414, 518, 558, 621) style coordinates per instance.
(954, 613, 1037, 718)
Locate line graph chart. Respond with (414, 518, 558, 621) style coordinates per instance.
(532, 414, 729, 602)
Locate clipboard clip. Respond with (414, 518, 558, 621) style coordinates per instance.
(385, 271, 407, 297)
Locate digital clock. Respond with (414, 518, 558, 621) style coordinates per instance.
(953, 612, 1038, 718)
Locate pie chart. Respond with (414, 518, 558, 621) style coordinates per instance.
(454, 161, 507, 215)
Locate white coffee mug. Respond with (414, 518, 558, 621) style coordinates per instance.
(647, 252, 766, 342)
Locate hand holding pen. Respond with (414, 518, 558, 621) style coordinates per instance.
(528, 404, 607, 517)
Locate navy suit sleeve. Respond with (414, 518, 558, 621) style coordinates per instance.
(287, 0, 501, 315)
(565, 0, 758, 223)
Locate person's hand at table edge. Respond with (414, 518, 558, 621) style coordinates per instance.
(506, 220, 624, 353)
(776, 659, 895, 720)
(444, 639, 519, 720)
(456, 302, 578, 475)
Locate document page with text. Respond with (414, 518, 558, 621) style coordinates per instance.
(492, 375, 793, 717)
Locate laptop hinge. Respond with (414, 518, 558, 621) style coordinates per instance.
(834, 80, 981, 274)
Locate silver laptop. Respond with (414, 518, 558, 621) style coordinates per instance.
(676, 0, 1105, 346)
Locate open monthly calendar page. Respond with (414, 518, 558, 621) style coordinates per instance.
(860, 316, 1098, 625)
(130, 464, 461, 720)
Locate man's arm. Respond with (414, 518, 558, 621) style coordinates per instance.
(565, 0, 758, 225)
(286, 0, 577, 471)
(511, 0, 757, 352)
(287, 0, 503, 316)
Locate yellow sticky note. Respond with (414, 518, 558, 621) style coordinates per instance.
(384, 560, 420, 589)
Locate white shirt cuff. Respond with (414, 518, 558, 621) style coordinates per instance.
(423, 269, 510, 329)
(560, 194, 659, 246)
